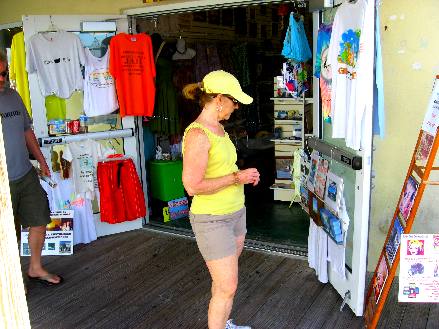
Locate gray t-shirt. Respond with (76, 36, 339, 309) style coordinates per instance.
(0, 88, 33, 181)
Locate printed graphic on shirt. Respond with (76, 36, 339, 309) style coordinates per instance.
(88, 69, 114, 88)
(121, 50, 147, 76)
(78, 153, 94, 185)
(0, 110, 21, 119)
(43, 57, 72, 65)
(337, 29, 361, 79)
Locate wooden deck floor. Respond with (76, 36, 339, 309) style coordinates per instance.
(22, 229, 436, 329)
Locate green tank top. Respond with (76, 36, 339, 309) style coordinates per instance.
(183, 122, 244, 215)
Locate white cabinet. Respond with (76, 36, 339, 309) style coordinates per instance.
(270, 97, 312, 201)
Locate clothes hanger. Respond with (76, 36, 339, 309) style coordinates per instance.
(290, 2, 303, 22)
(43, 15, 59, 33)
(100, 153, 132, 163)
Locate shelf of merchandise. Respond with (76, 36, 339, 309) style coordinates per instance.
(272, 96, 312, 201)
(274, 119, 302, 124)
(269, 181, 295, 202)
(270, 139, 302, 145)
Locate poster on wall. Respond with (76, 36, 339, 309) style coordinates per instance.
(21, 210, 74, 256)
(421, 80, 439, 135)
(399, 234, 439, 303)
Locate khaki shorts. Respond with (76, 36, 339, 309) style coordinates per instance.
(9, 168, 51, 228)
(189, 207, 246, 261)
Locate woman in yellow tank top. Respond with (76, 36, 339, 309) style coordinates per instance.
(182, 70, 260, 329)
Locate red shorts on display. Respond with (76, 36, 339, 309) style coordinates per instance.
(97, 157, 146, 224)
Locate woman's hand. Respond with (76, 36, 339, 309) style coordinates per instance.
(237, 168, 260, 186)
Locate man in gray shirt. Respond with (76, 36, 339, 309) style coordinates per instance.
(0, 50, 62, 286)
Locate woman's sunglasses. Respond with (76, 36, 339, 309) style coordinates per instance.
(0, 70, 8, 78)
(224, 95, 239, 104)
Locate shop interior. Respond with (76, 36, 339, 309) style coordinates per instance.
(0, 2, 316, 251)
(138, 2, 315, 249)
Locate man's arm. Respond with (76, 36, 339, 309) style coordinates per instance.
(24, 128, 51, 176)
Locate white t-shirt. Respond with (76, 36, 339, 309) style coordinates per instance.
(26, 31, 85, 98)
(42, 173, 97, 245)
(62, 139, 111, 198)
(327, 0, 366, 140)
(83, 48, 119, 117)
(348, 0, 374, 151)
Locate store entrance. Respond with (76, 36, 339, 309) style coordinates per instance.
(140, 2, 313, 250)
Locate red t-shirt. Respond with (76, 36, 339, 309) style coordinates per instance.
(109, 33, 156, 117)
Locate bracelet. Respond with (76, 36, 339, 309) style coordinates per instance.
(232, 171, 240, 185)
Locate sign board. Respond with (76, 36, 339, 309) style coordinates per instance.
(21, 210, 74, 256)
(399, 234, 439, 303)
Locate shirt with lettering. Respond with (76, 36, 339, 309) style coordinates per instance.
(109, 33, 156, 117)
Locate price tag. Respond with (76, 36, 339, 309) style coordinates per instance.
(42, 137, 64, 145)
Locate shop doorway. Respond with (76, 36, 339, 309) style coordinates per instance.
(138, 2, 313, 250)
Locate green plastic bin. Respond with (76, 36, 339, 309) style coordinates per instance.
(149, 160, 185, 201)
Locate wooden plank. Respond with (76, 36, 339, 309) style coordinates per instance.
(376, 278, 405, 329)
(426, 304, 439, 329)
(23, 230, 379, 329)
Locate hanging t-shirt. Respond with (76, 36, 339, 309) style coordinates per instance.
(45, 95, 66, 120)
(10, 32, 32, 115)
(348, 0, 374, 150)
(62, 139, 111, 198)
(45, 91, 84, 121)
(83, 48, 118, 117)
(26, 31, 85, 98)
(314, 24, 333, 123)
(109, 33, 156, 117)
(42, 172, 97, 245)
(327, 0, 366, 140)
(281, 15, 312, 63)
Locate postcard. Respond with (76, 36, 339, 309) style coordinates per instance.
(398, 176, 419, 221)
(385, 217, 404, 265)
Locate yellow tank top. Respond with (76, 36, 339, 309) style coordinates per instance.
(183, 122, 244, 215)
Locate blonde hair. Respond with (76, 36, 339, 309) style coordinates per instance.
(182, 81, 215, 108)
(409, 239, 423, 249)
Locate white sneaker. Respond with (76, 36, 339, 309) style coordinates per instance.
(225, 319, 251, 329)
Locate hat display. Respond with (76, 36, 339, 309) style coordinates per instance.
(202, 70, 253, 105)
(172, 38, 196, 60)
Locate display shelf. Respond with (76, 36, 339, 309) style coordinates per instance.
(269, 183, 294, 190)
(270, 138, 302, 145)
(270, 97, 314, 103)
(271, 94, 311, 201)
(274, 119, 302, 124)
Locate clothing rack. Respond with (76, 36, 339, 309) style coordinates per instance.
(38, 128, 134, 147)
(305, 136, 362, 170)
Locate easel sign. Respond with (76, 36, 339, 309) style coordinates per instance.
(20, 210, 74, 256)
(398, 234, 439, 303)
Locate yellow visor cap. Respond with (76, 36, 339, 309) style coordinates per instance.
(202, 70, 253, 105)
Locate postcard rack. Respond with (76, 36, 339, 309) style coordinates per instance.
(306, 136, 362, 170)
(364, 77, 439, 328)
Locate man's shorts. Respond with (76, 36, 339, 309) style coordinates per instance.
(189, 207, 246, 261)
(9, 168, 51, 228)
